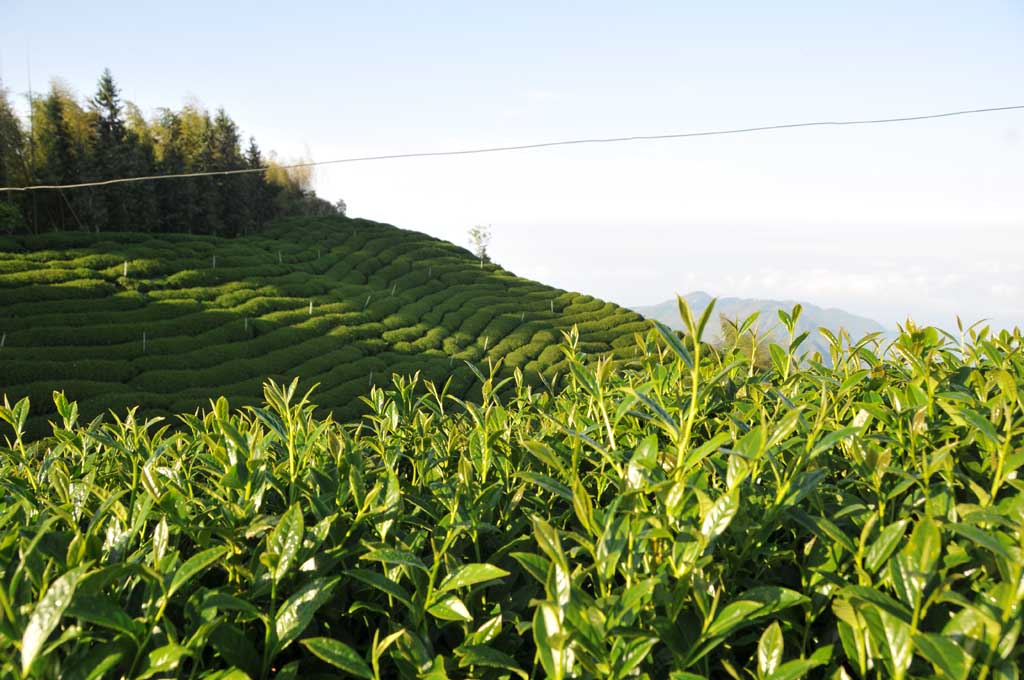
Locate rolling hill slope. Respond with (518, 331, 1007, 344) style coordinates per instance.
(0, 216, 649, 433)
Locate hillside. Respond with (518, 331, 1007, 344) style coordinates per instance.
(633, 291, 887, 358)
(0, 216, 648, 433)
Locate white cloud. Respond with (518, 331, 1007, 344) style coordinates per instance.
(990, 283, 1021, 298)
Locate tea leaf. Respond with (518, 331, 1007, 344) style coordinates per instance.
(67, 595, 143, 639)
(655, 321, 693, 369)
(906, 515, 941, 578)
(138, 643, 191, 679)
(428, 594, 473, 622)
(913, 633, 971, 680)
(701, 492, 738, 542)
(456, 644, 529, 680)
(266, 503, 304, 584)
(861, 604, 913, 680)
(533, 601, 569, 680)
(865, 519, 910, 572)
(436, 563, 510, 596)
(765, 657, 826, 680)
(517, 471, 573, 502)
(168, 546, 228, 599)
(346, 568, 414, 611)
(947, 523, 1013, 562)
(757, 621, 783, 678)
(209, 622, 260, 676)
(274, 577, 338, 652)
(301, 637, 372, 678)
(21, 565, 88, 674)
(361, 548, 428, 572)
(706, 587, 807, 639)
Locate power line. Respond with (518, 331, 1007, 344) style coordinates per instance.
(1, 104, 1021, 193)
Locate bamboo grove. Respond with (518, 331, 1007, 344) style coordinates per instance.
(0, 71, 340, 236)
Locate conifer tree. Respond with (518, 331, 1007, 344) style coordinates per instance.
(211, 108, 249, 235)
(90, 68, 128, 230)
(154, 110, 198, 232)
(194, 113, 223, 234)
(245, 136, 276, 230)
(38, 90, 81, 229)
(1, 70, 342, 235)
(123, 127, 160, 232)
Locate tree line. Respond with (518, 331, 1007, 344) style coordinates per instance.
(0, 69, 343, 236)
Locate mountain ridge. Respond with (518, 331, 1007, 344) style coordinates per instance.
(632, 292, 888, 358)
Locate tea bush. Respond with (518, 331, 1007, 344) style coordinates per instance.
(1, 300, 1020, 678)
(0, 216, 647, 436)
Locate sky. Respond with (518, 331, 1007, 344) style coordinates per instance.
(3, 1, 1022, 330)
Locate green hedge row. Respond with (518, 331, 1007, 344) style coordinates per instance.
(0, 267, 106, 288)
(2, 215, 646, 434)
(0, 279, 115, 307)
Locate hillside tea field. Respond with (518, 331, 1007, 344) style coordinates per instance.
(0, 217, 647, 436)
(0, 300, 1021, 679)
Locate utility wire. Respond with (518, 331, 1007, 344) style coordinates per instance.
(1, 104, 1021, 193)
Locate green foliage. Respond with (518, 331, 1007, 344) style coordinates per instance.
(718, 311, 772, 369)
(0, 202, 27, 235)
(0, 216, 648, 433)
(0, 70, 341, 235)
(0, 301, 1021, 678)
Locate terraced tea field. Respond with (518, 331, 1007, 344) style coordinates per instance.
(0, 217, 648, 434)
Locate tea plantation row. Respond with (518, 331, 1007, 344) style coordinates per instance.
(0, 217, 648, 434)
(0, 303, 1020, 678)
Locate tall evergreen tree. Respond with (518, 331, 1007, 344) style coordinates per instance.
(122, 127, 160, 232)
(154, 110, 199, 232)
(89, 68, 128, 230)
(194, 113, 223, 234)
(244, 136, 276, 230)
(210, 108, 249, 236)
(114, 103, 160, 232)
(2, 70, 342, 235)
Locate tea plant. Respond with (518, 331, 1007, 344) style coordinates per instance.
(0, 297, 1020, 678)
(0, 216, 645, 436)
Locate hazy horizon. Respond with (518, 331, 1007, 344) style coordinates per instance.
(3, 1, 1022, 330)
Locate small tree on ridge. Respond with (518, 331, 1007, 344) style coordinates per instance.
(468, 224, 492, 264)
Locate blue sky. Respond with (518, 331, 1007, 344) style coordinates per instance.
(3, 1, 1022, 329)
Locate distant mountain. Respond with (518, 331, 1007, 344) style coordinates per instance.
(632, 292, 888, 359)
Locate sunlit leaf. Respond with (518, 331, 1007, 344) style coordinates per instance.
(301, 637, 372, 678)
(21, 565, 88, 674)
